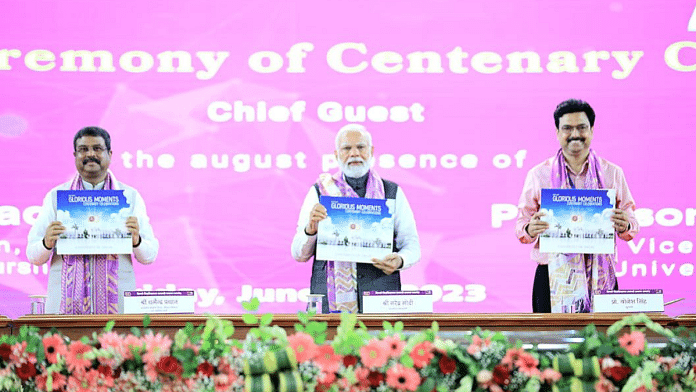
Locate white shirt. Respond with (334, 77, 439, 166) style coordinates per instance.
(291, 181, 421, 269)
(26, 176, 159, 313)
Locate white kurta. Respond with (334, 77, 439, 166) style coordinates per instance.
(26, 176, 159, 314)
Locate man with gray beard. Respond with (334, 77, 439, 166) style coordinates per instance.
(291, 124, 421, 313)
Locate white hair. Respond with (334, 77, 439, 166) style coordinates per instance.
(334, 123, 372, 150)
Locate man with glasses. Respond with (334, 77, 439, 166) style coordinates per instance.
(515, 99, 639, 313)
(27, 126, 159, 314)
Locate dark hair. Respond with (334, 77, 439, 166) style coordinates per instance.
(73, 126, 111, 151)
(553, 99, 595, 129)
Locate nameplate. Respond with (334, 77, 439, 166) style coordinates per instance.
(593, 289, 664, 313)
(362, 290, 433, 314)
(123, 290, 195, 314)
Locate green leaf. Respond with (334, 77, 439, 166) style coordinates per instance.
(242, 297, 260, 312)
(383, 321, 393, 330)
(297, 311, 309, 325)
(455, 375, 473, 392)
(260, 313, 274, 326)
(104, 320, 115, 332)
(243, 314, 258, 325)
(130, 327, 142, 337)
(223, 324, 235, 338)
(395, 321, 404, 331)
(400, 354, 414, 367)
(142, 314, 151, 328)
(416, 377, 436, 392)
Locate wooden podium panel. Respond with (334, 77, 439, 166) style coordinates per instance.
(675, 314, 696, 328)
(0, 316, 10, 336)
(11, 313, 679, 342)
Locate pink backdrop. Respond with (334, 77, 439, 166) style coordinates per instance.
(2, 1, 695, 317)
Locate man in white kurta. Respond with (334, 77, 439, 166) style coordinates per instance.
(26, 126, 158, 314)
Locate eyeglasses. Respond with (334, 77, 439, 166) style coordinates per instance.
(75, 145, 107, 154)
(559, 124, 590, 133)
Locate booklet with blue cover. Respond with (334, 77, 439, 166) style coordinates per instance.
(56, 190, 133, 255)
(316, 196, 395, 263)
(539, 188, 616, 254)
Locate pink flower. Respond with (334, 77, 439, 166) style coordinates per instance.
(355, 366, 371, 388)
(68, 371, 97, 392)
(318, 370, 337, 384)
(540, 368, 562, 383)
(619, 331, 646, 356)
(360, 339, 390, 369)
(383, 335, 406, 358)
(516, 352, 539, 376)
(43, 334, 68, 364)
(213, 374, 234, 392)
(10, 341, 29, 365)
(314, 345, 342, 374)
(409, 341, 434, 368)
(386, 364, 421, 391)
(595, 378, 616, 392)
(287, 332, 318, 363)
(123, 334, 143, 359)
(501, 348, 524, 368)
(38, 371, 67, 391)
(66, 341, 93, 373)
(142, 332, 172, 365)
(467, 335, 491, 355)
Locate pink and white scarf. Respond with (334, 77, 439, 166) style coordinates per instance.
(315, 170, 385, 313)
(59, 172, 120, 314)
(548, 149, 616, 313)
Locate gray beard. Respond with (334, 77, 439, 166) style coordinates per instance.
(340, 157, 372, 178)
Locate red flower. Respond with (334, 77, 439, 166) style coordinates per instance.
(0, 343, 11, 361)
(156, 356, 183, 376)
(492, 365, 510, 386)
(43, 334, 68, 364)
(367, 370, 385, 387)
(343, 355, 358, 367)
(439, 355, 457, 374)
(410, 341, 434, 368)
(97, 365, 113, 377)
(618, 331, 646, 356)
(15, 362, 37, 381)
(197, 361, 215, 377)
(604, 366, 633, 382)
(386, 364, 421, 392)
(314, 345, 342, 374)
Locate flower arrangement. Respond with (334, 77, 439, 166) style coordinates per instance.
(0, 303, 694, 392)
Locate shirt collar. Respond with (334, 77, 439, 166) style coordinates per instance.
(564, 158, 590, 176)
(81, 179, 105, 190)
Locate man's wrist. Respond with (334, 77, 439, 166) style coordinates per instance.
(304, 227, 316, 236)
(133, 235, 142, 248)
(42, 238, 53, 250)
